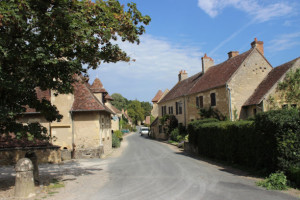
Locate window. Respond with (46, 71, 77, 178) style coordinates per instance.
(176, 102, 183, 115)
(282, 104, 288, 109)
(196, 96, 203, 108)
(168, 106, 173, 114)
(291, 104, 297, 108)
(210, 93, 216, 106)
(161, 106, 167, 116)
(253, 108, 257, 115)
(159, 125, 162, 133)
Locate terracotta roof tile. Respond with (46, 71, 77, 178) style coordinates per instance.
(160, 50, 253, 103)
(110, 105, 121, 114)
(105, 94, 114, 101)
(71, 77, 109, 112)
(90, 78, 107, 93)
(152, 90, 163, 102)
(160, 72, 203, 103)
(244, 57, 300, 106)
(188, 49, 252, 95)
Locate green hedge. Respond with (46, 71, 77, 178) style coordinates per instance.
(188, 109, 300, 175)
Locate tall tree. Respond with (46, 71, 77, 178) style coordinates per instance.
(0, 0, 150, 139)
(141, 101, 152, 117)
(127, 100, 144, 124)
(111, 93, 129, 111)
(278, 68, 300, 106)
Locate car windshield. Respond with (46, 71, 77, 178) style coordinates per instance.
(141, 127, 148, 130)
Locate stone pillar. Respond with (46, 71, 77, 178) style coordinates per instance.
(15, 158, 36, 198)
(25, 151, 39, 185)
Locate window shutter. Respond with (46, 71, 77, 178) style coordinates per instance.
(200, 96, 204, 108)
(210, 93, 216, 106)
(196, 97, 199, 108)
(176, 102, 178, 115)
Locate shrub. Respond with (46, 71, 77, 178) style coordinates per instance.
(114, 130, 123, 141)
(256, 172, 288, 190)
(170, 128, 180, 142)
(188, 118, 219, 146)
(254, 109, 300, 172)
(112, 134, 120, 148)
(287, 166, 300, 188)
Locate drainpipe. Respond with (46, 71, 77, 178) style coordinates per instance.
(226, 84, 233, 121)
(184, 96, 187, 126)
(70, 111, 75, 159)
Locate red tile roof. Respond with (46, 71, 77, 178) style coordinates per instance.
(159, 72, 203, 103)
(71, 77, 111, 112)
(105, 94, 114, 101)
(25, 88, 51, 113)
(110, 105, 121, 114)
(244, 57, 300, 106)
(90, 78, 107, 93)
(152, 90, 163, 102)
(188, 49, 252, 95)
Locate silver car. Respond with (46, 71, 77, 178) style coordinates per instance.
(139, 127, 149, 135)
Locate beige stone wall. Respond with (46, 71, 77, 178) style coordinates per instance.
(158, 97, 186, 125)
(228, 49, 272, 120)
(187, 87, 230, 122)
(51, 92, 73, 124)
(0, 147, 61, 165)
(94, 93, 103, 103)
(105, 101, 120, 131)
(151, 103, 159, 117)
(99, 112, 112, 155)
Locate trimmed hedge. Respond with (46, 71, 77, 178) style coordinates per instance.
(188, 109, 300, 175)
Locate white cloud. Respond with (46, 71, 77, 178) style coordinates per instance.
(198, 0, 293, 22)
(267, 32, 300, 52)
(88, 35, 203, 101)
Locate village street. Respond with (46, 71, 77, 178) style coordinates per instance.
(55, 130, 297, 200)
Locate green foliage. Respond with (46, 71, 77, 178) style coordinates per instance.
(141, 101, 152, 117)
(188, 118, 219, 146)
(170, 128, 180, 142)
(288, 166, 300, 187)
(199, 107, 227, 121)
(111, 93, 129, 111)
(114, 130, 123, 141)
(0, 0, 150, 139)
(127, 100, 144, 124)
(112, 133, 120, 148)
(150, 115, 156, 124)
(188, 109, 300, 176)
(254, 109, 300, 172)
(277, 68, 300, 106)
(256, 172, 288, 190)
(159, 115, 178, 137)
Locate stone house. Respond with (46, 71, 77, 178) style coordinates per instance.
(152, 38, 274, 139)
(243, 57, 300, 117)
(151, 89, 169, 118)
(19, 75, 115, 159)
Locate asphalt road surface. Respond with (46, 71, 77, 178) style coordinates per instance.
(90, 130, 297, 200)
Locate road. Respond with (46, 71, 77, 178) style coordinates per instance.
(89, 129, 297, 200)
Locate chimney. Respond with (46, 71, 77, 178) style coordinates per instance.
(251, 38, 264, 55)
(201, 53, 214, 73)
(178, 70, 188, 82)
(228, 51, 239, 59)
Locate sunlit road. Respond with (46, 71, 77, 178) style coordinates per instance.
(90, 129, 297, 200)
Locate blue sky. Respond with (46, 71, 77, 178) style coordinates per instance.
(88, 0, 300, 102)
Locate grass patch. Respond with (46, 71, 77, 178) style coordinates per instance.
(48, 179, 65, 189)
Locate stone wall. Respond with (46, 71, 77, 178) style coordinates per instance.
(159, 97, 186, 125)
(0, 146, 61, 165)
(228, 49, 272, 119)
(187, 87, 229, 122)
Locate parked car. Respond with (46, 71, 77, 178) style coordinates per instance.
(139, 127, 149, 135)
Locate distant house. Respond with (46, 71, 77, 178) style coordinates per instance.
(243, 57, 300, 117)
(19, 75, 114, 159)
(151, 89, 169, 118)
(158, 38, 272, 126)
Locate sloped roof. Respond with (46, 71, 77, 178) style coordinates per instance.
(244, 57, 300, 106)
(159, 72, 203, 103)
(25, 88, 51, 113)
(90, 78, 107, 93)
(110, 105, 121, 114)
(188, 49, 252, 95)
(71, 77, 111, 112)
(159, 49, 254, 103)
(152, 90, 163, 102)
(105, 94, 114, 101)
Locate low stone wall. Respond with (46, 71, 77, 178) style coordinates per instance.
(74, 147, 104, 159)
(0, 146, 61, 165)
(184, 142, 198, 155)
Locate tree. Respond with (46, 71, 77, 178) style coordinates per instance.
(0, 0, 150, 140)
(141, 101, 152, 117)
(127, 100, 144, 124)
(277, 68, 300, 106)
(111, 93, 129, 111)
